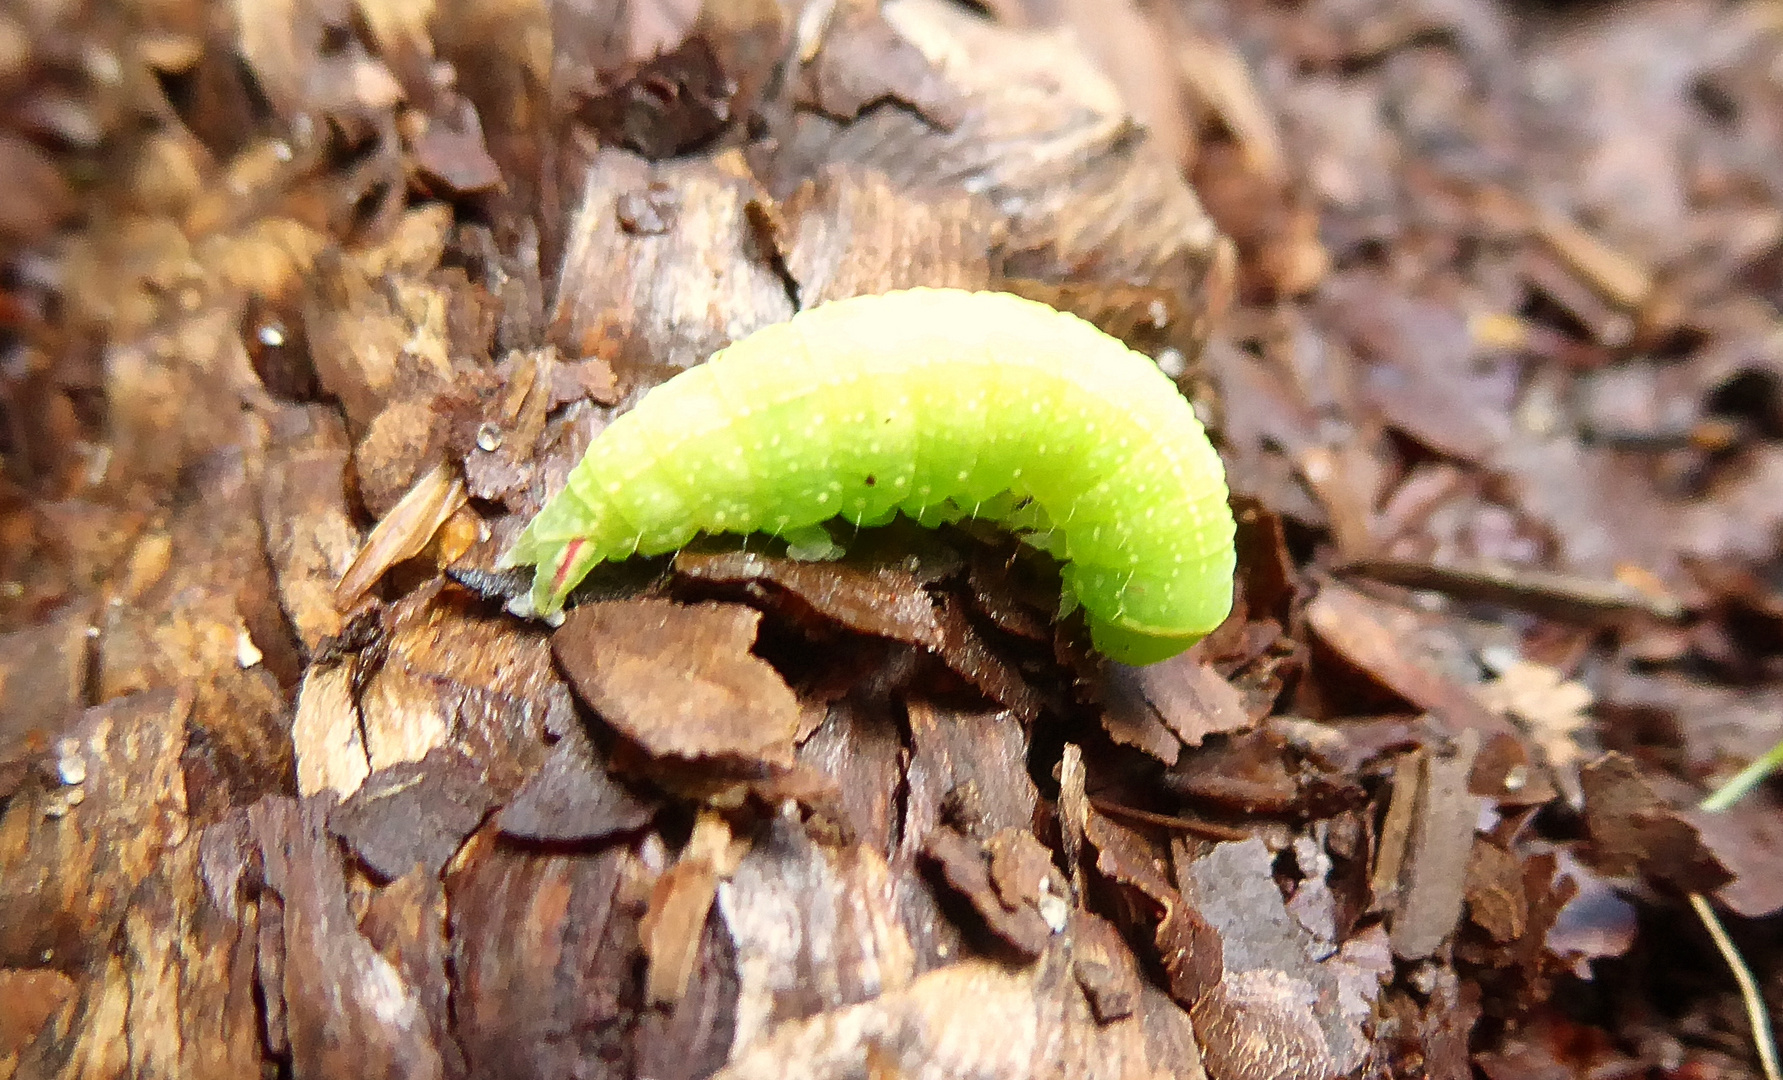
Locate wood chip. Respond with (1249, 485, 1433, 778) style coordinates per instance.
(643, 812, 738, 1005)
(495, 730, 658, 844)
(334, 461, 467, 610)
(328, 747, 495, 880)
(1388, 732, 1483, 960)
(553, 599, 803, 768)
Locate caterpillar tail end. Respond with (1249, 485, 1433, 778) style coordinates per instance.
(523, 537, 599, 622)
(496, 527, 592, 627)
(495, 519, 540, 570)
(503, 591, 565, 627)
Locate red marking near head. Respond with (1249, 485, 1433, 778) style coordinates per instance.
(551, 539, 587, 596)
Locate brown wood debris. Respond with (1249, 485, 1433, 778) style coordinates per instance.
(6, 0, 1783, 1078)
(554, 598, 806, 769)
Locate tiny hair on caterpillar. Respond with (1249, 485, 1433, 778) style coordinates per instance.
(499, 288, 1237, 665)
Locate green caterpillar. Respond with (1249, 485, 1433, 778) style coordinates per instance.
(500, 289, 1236, 665)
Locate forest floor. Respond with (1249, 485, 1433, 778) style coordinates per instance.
(2, 1, 1782, 1078)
